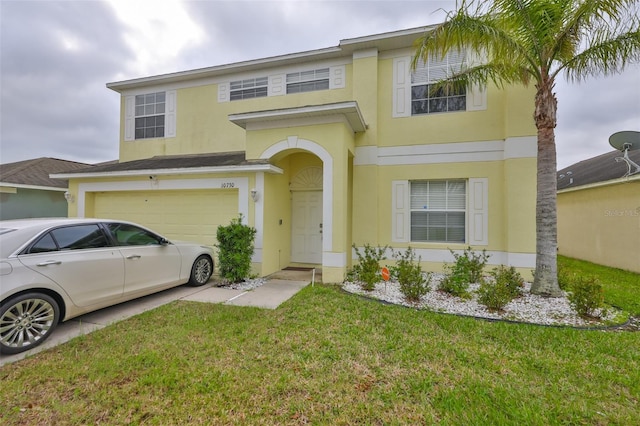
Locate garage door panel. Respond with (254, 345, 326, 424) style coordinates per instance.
(94, 189, 238, 245)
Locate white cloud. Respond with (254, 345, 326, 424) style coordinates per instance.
(0, 0, 638, 168)
(106, 0, 206, 76)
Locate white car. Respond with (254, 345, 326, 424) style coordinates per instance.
(0, 218, 214, 354)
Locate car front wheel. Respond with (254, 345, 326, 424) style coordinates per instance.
(0, 293, 60, 355)
(188, 255, 213, 286)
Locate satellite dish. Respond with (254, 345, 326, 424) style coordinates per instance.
(609, 130, 640, 151)
(609, 131, 640, 177)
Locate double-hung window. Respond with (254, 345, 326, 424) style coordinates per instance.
(411, 50, 466, 115)
(286, 68, 330, 94)
(230, 77, 268, 100)
(134, 92, 165, 139)
(410, 180, 466, 242)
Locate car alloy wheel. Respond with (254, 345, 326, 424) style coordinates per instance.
(188, 255, 213, 286)
(0, 293, 59, 355)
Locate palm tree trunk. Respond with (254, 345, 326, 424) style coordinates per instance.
(531, 78, 563, 297)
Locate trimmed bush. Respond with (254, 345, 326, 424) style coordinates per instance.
(393, 247, 431, 303)
(567, 276, 607, 318)
(216, 215, 257, 283)
(477, 266, 524, 311)
(440, 247, 490, 298)
(350, 244, 388, 291)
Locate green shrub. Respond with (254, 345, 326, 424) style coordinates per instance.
(393, 247, 431, 303)
(453, 247, 490, 283)
(439, 270, 471, 298)
(477, 266, 524, 311)
(557, 263, 573, 291)
(567, 276, 607, 318)
(491, 265, 524, 298)
(439, 247, 490, 298)
(215, 215, 257, 283)
(350, 244, 388, 291)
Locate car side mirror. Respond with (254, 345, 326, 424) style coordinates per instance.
(159, 238, 170, 245)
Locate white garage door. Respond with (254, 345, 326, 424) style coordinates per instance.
(93, 189, 238, 246)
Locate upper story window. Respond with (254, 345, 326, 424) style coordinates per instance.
(135, 92, 165, 139)
(230, 77, 268, 100)
(286, 68, 330, 94)
(410, 180, 466, 243)
(411, 50, 466, 115)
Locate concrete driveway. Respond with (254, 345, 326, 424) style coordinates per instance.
(0, 278, 309, 367)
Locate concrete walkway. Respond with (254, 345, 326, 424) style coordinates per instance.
(0, 277, 310, 367)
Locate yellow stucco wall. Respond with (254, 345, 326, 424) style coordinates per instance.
(93, 36, 540, 282)
(558, 179, 640, 273)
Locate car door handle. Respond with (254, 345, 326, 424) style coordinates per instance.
(126, 255, 141, 260)
(36, 260, 62, 266)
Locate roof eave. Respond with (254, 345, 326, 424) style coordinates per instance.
(0, 182, 68, 192)
(51, 164, 284, 179)
(229, 101, 367, 132)
(558, 173, 640, 193)
(106, 25, 437, 92)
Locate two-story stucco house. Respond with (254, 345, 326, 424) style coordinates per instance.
(55, 26, 538, 283)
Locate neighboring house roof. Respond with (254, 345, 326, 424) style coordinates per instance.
(0, 157, 93, 190)
(51, 152, 277, 179)
(557, 149, 640, 190)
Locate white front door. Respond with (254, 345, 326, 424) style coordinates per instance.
(291, 191, 323, 263)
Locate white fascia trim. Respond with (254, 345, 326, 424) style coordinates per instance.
(77, 177, 251, 235)
(52, 164, 283, 180)
(354, 139, 537, 166)
(339, 25, 434, 47)
(107, 47, 344, 92)
(353, 48, 378, 59)
(229, 101, 367, 132)
(0, 182, 67, 192)
(558, 173, 640, 193)
(245, 115, 353, 133)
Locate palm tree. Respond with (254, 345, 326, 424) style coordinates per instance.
(413, 0, 640, 296)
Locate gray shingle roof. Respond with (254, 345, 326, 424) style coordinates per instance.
(557, 149, 640, 190)
(60, 151, 266, 175)
(0, 157, 94, 189)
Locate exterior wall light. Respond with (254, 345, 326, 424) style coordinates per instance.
(64, 191, 75, 203)
(250, 188, 259, 202)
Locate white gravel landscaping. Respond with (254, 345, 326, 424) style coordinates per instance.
(342, 274, 619, 328)
(216, 277, 266, 291)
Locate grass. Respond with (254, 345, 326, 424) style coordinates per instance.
(559, 255, 640, 316)
(1, 258, 638, 425)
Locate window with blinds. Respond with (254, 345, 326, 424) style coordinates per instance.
(411, 50, 466, 115)
(230, 77, 268, 100)
(286, 68, 330, 94)
(134, 92, 165, 139)
(410, 180, 466, 242)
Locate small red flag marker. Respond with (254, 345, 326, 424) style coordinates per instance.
(381, 267, 390, 281)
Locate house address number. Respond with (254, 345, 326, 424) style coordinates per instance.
(221, 182, 235, 188)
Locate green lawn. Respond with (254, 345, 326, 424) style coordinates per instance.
(1, 258, 638, 425)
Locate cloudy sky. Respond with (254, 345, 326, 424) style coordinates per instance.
(1, 0, 638, 169)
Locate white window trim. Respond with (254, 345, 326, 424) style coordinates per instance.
(124, 90, 177, 141)
(392, 55, 486, 117)
(218, 65, 345, 102)
(228, 76, 269, 101)
(391, 178, 488, 245)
